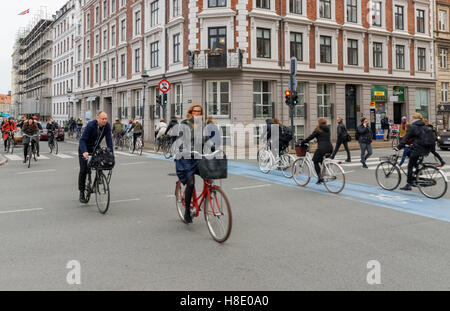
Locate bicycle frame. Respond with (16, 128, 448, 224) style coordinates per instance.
(299, 150, 345, 178)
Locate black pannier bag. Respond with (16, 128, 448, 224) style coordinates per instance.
(198, 152, 228, 180)
(89, 147, 115, 170)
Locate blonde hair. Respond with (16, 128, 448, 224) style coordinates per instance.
(412, 112, 423, 120)
(186, 104, 204, 121)
(207, 116, 217, 125)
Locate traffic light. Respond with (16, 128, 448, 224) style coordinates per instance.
(285, 90, 291, 106)
(163, 93, 168, 106)
(292, 91, 298, 105)
(156, 95, 162, 106)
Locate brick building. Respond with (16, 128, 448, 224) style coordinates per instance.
(436, 0, 450, 129)
(74, 0, 437, 143)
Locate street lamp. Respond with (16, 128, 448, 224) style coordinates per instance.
(141, 70, 149, 138)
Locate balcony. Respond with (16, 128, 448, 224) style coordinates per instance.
(188, 49, 243, 71)
(253, 102, 275, 119)
(205, 102, 231, 119)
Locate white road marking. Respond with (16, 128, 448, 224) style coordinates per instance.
(65, 141, 78, 145)
(17, 169, 56, 175)
(232, 184, 272, 190)
(0, 208, 43, 215)
(55, 153, 74, 159)
(120, 162, 147, 166)
(341, 161, 379, 167)
(4, 154, 22, 161)
(166, 195, 175, 198)
(115, 151, 136, 157)
(39, 155, 50, 159)
(109, 198, 141, 204)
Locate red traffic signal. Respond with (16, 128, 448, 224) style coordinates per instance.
(285, 90, 291, 97)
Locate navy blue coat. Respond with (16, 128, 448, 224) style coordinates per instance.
(78, 120, 113, 155)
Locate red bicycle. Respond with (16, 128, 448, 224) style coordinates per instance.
(174, 151, 232, 243)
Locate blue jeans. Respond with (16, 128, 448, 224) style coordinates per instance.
(399, 146, 410, 167)
(360, 143, 373, 164)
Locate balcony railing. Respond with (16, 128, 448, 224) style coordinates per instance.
(205, 102, 231, 119)
(253, 102, 275, 119)
(188, 49, 243, 70)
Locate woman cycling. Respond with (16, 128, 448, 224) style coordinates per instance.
(175, 104, 212, 224)
(301, 119, 334, 184)
(22, 117, 39, 163)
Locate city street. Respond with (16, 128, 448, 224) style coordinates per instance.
(1, 140, 450, 290)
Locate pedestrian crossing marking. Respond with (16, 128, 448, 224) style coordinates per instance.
(115, 151, 136, 157)
(4, 155, 22, 161)
(55, 153, 74, 159)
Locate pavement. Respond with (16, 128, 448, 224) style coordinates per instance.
(0, 139, 450, 290)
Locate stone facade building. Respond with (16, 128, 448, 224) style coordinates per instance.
(436, 0, 450, 130)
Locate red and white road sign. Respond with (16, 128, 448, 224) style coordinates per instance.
(158, 80, 171, 93)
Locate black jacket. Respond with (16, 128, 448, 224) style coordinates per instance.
(381, 118, 389, 130)
(79, 120, 113, 155)
(303, 125, 333, 153)
(398, 119, 429, 156)
(46, 122, 59, 132)
(337, 122, 348, 140)
(357, 124, 373, 144)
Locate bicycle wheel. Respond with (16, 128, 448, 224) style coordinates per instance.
(258, 149, 272, 174)
(128, 139, 134, 154)
(416, 165, 448, 199)
(175, 181, 188, 223)
(27, 144, 32, 168)
(10, 138, 14, 154)
(84, 173, 92, 204)
(292, 157, 311, 187)
(375, 161, 401, 191)
(204, 186, 232, 243)
(54, 140, 58, 154)
(95, 171, 110, 214)
(138, 138, 143, 156)
(322, 162, 346, 194)
(280, 154, 295, 178)
(48, 140, 53, 154)
(163, 141, 171, 159)
(6, 137, 10, 153)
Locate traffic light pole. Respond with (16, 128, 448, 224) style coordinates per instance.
(289, 57, 297, 149)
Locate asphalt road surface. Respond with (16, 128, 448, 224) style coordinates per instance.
(1, 140, 450, 290)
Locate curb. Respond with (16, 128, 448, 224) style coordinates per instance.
(0, 155, 8, 166)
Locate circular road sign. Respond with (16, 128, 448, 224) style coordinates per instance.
(159, 80, 171, 93)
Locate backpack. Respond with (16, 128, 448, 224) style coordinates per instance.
(416, 126, 436, 150)
(279, 125, 293, 143)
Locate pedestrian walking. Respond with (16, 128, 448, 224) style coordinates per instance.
(330, 117, 351, 162)
(357, 117, 373, 168)
(381, 114, 390, 141)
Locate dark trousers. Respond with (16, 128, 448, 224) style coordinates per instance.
(431, 145, 444, 164)
(78, 154, 90, 192)
(331, 138, 351, 160)
(407, 153, 421, 185)
(133, 133, 141, 150)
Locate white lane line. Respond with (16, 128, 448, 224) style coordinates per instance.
(0, 208, 44, 215)
(17, 169, 56, 175)
(120, 162, 147, 166)
(65, 141, 78, 145)
(341, 161, 379, 167)
(110, 198, 141, 204)
(115, 151, 136, 157)
(39, 155, 50, 159)
(232, 184, 272, 190)
(55, 153, 74, 159)
(166, 195, 175, 198)
(70, 152, 79, 155)
(4, 154, 22, 161)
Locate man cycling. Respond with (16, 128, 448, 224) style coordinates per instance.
(395, 113, 432, 191)
(2, 117, 17, 152)
(33, 116, 42, 157)
(46, 118, 60, 149)
(68, 117, 76, 137)
(78, 111, 114, 203)
(128, 117, 143, 152)
(76, 118, 83, 137)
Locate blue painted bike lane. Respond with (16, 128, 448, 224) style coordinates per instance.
(145, 153, 450, 223)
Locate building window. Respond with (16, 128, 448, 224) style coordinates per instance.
(95, 34, 99, 54)
(111, 25, 116, 47)
(347, 0, 357, 23)
(174, 84, 183, 117)
(86, 13, 90, 30)
(206, 81, 230, 117)
(208, 27, 226, 50)
(396, 45, 405, 70)
(103, 30, 108, 51)
(320, 35, 332, 63)
(135, 90, 142, 117)
(95, 6, 99, 24)
(441, 48, 448, 68)
(256, 0, 270, 9)
(151, 1, 159, 27)
(256, 28, 271, 58)
(293, 83, 305, 118)
(373, 42, 382, 67)
(103, 0, 108, 19)
(416, 89, 429, 119)
(439, 10, 447, 32)
(347, 39, 358, 66)
(317, 83, 332, 118)
(417, 47, 426, 71)
(253, 81, 272, 118)
(173, 33, 180, 63)
(135, 10, 141, 35)
(95, 64, 99, 83)
(442, 83, 448, 102)
(120, 54, 126, 76)
(77, 70, 81, 88)
(294, 125, 305, 141)
(77, 45, 81, 62)
(290, 0, 302, 14)
(151, 41, 159, 68)
(208, 0, 226, 7)
(394, 5, 404, 30)
(120, 19, 126, 42)
(173, 0, 181, 17)
(111, 0, 116, 14)
(290, 32, 303, 61)
(319, 0, 331, 19)
(86, 39, 90, 57)
(135, 48, 141, 73)
(86, 67, 90, 85)
(372, 1, 382, 27)
(103, 61, 107, 81)
(111, 57, 116, 79)
(417, 9, 425, 33)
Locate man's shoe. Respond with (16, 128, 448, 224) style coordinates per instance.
(184, 209, 193, 224)
(362, 163, 368, 168)
(400, 184, 412, 191)
(22, 159, 27, 164)
(316, 178, 324, 185)
(37, 152, 40, 157)
(346, 159, 351, 163)
(441, 161, 446, 167)
(79, 191, 88, 204)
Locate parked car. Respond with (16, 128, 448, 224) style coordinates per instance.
(40, 123, 65, 141)
(437, 129, 450, 151)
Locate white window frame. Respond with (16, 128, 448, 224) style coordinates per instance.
(315, 27, 338, 67)
(439, 10, 448, 32)
(111, 24, 116, 48)
(441, 48, 448, 69)
(206, 80, 231, 118)
(370, 0, 386, 29)
(317, 0, 335, 21)
(442, 82, 448, 102)
(415, 4, 429, 36)
(345, 0, 361, 24)
(120, 18, 126, 43)
(134, 9, 141, 36)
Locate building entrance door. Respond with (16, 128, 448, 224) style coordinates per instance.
(345, 85, 357, 130)
(394, 102, 403, 124)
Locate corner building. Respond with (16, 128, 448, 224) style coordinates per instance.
(74, 0, 436, 143)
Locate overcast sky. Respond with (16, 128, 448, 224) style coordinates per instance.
(0, 1, 67, 95)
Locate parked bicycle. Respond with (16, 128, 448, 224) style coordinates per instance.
(292, 142, 346, 194)
(23, 133, 38, 168)
(257, 141, 295, 178)
(174, 150, 232, 243)
(375, 150, 448, 199)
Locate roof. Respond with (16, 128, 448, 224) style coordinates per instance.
(0, 94, 11, 105)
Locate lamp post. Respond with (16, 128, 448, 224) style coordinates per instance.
(141, 71, 149, 139)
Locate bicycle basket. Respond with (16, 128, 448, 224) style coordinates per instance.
(89, 148, 115, 170)
(198, 152, 228, 180)
(295, 140, 309, 157)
